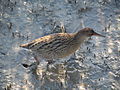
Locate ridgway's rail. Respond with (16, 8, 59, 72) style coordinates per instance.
(20, 28, 104, 65)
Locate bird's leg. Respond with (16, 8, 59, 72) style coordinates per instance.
(46, 60, 55, 71)
(47, 60, 55, 64)
(39, 60, 55, 81)
(34, 56, 40, 65)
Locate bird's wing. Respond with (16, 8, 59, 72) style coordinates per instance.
(19, 35, 52, 49)
(20, 33, 73, 49)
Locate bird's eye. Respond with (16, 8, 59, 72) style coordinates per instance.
(87, 30, 94, 36)
(90, 30, 94, 33)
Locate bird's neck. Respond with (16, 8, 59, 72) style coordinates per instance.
(73, 32, 88, 44)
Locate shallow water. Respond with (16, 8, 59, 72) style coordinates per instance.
(0, 0, 120, 90)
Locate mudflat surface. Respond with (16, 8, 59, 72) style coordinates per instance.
(0, 0, 120, 90)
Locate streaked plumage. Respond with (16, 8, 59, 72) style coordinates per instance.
(20, 28, 104, 63)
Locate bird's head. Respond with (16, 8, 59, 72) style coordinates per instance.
(80, 28, 105, 37)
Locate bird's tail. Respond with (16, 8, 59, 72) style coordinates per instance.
(20, 43, 29, 49)
(20, 42, 34, 49)
(20, 40, 36, 49)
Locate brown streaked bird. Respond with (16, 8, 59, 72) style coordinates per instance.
(20, 28, 104, 65)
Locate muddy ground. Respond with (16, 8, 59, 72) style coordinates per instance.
(0, 0, 120, 90)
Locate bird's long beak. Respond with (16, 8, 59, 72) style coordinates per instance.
(93, 32, 105, 37)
